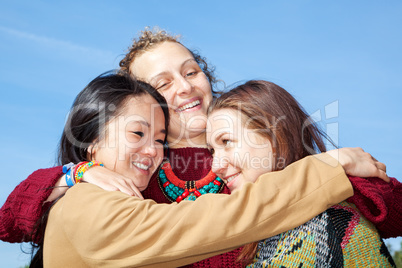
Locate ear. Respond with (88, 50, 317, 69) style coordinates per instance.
(87, 144, 96, 161)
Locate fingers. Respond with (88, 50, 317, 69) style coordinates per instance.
(357, 148, 389, 181)
(111, 178, 144, 199)
(100, 184, 120, 192)
(126, 179, 144, 199)
(365, 161, 389, 182)
(82, 167, 145, 198)
(377, 169, 390, 183)
(374, 162, 389, 182)
(133, 190, 144, 199)
(116, 184, 136, 196)
(375, 161, 387, 173)
(114, 180, 135, 196)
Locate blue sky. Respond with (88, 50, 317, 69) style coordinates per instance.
(1, 1, 401, 267)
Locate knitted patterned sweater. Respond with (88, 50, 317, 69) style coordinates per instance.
(1, 148, 402, 266)
(248, 202, 396, 267)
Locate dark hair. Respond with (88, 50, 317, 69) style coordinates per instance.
(29, 71, 169, 267)
(58, 70, 169, 165)
(208, 80, 335, 265)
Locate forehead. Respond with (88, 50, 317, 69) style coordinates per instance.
(130, 41, 195, 80)
(207, 108, 243, 137)
(209, 108, 242, 127)
(118, 95, 164, 122)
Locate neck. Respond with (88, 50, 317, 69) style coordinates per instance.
(167, 132, 208, 149)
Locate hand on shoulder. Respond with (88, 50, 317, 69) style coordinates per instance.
(326, 147, 389, 182)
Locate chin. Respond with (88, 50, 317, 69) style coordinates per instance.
(229, 186, 240, 193)
(185, 120, 207, 133)
(134, 178, 151, 191)
(137, 184, 148, 192)
(230, 180, 245, 193)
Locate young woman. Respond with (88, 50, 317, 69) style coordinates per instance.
(35, 72, 354, 267)
(207, 80, 401, 267)
(0, 28, 391, 267)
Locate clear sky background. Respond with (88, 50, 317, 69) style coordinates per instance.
(0, 1, 401, 267)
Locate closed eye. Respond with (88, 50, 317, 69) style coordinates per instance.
(133, 131, 144, 137)
(155, 80, 171, 90)
(156, 139, 164, 145)
(157, 83, 169, 90)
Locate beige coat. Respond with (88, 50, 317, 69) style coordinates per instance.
(43, 153, 353, 267)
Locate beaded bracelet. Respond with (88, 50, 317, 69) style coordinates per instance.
(72, 161, 87, 178)
(62, 162, 76, 187)
(74, 161, 104, 184)
(72, 161, 88, 184)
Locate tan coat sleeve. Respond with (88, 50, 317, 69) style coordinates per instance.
(44, 153, 353, 268)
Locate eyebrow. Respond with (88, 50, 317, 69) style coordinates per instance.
(136, 120, 151, 127)
(149, 72, 169, 85)
(134, 120, 166, 134)
(181, 58, 197, 67)
(149, 58, 198, 84)
(214, 132, 227, 143)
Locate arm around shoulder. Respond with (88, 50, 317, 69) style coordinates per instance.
(47, 153, 352, 267)
(0, 166, 63, 243)
(257, 152, 354, 203)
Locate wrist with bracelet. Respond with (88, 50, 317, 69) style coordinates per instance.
(62, 161, 104, 187)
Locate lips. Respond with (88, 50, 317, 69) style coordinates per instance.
(222, 172, 241, 185)
(175, 98, 201, 112)
(132, 161, 151, 171)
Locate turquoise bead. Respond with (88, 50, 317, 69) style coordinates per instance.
(187, 195, 196, 201)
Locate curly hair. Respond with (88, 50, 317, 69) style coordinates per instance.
(119, 27, 220, 93)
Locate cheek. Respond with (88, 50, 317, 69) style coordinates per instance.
(196, 75, 212, 98)
(120, 138, 136, 158)
(203, 95, 213, 110)
(151, 152, 164, 172)
(97, 149, 118, 171)
(160, 90, 175, 107)
(202, 86, 213, 103)
(167, 112, 184, 129)
(156, 148, 164, 161)
(209, 148, 227, 163)
(252, 149, 274, 175)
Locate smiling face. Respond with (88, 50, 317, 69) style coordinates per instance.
(130, 41, 213, 148)
(90, 94, 166, 191)
(207, 108, 274, 192)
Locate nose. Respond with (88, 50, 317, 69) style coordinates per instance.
(141, 140, 157, 158)
(176, 75, 194, 95)
(211, 153, 229, 177)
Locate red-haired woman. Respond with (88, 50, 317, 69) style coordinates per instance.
(207, 80, 401, 267)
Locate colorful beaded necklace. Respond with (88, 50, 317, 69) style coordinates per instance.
(157, 160, 225, 203)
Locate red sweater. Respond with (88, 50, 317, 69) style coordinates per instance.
(1, 148, 401, 266)
(141, 148, 242, 267)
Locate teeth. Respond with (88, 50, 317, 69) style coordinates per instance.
(178, 100, 200, 112)
(225, 173, 240, 184)
(133, 162, 150, 170)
